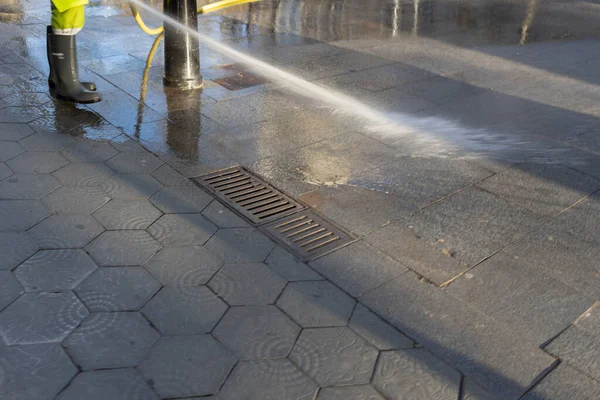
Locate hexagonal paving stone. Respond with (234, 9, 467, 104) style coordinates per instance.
(106, 152, 163, 174)
(138, 335, 236, 399)
(0, 270, 23, 312)
(142, 286, 227, 335)
(349, 304, 414, 351)
(0, 200, 49, 231)
(109, 134, 147, 153)
(86, 231, 161, 266)
(0, 343, 77, 400)
(0, 162, 12, 180)
(290, 327, 378, 386)
(0, 291, 89, 344)
(149, 185, 213, 213)
(205, 228, 275, 263)
(265, 246, 323, 281)
(317, 385, 385, 400)
(208, 263, 286, 306)
(14, 249, 97, 292)
(42, 186, 110, 214)
(0, 141, 24, 161)
(219, 359, 318, 400)
(28, 214, 104, 249)
(0, 123, 34, 141)
(0, 231, 39, 270)
(213, 305, 300, 360)
(0, 173, 61, 199)
(56, 369, 159, 400)
(372, 349, 461, 400)
(52, 162, 115, 186)
(18, 130, 76, 152)
(93, 200, 162, 230)
(60, 140, 119, 163)
(63, 312, 160, 370)
(2, 92, 51, 107)
(276, 281, 355, 328)
(202, 200, 250, 228)
(100, 173, 163, 199)
(0, 106, 44, 123)
(147, 213, 217, 246)
(144, 246, 222, 286)
(150, 164, 193, 186)
(75, 267, 160, 312)
(7, 151, 69, 173)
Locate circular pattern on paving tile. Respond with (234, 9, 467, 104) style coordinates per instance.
(42, 186, 110, 214)
(372, 349, 461, 400)
(92, 200, 162, 230)
(219, 359, 318, 400)
(144, 246, 222, 286)
(75, 267, 161, 312)
(0, 291, 89, 345)
(52, 163, 115, 186)
(99, 174, 163, 200)
(213, 305, 300, 360)
(147, 214, 217, 246)
(289, 327, 378, 386)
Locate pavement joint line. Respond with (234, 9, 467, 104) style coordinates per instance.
(440, 187, 600, 288)
(517, 358, 561, 400)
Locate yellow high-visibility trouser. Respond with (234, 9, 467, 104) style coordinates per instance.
(51, 0, 88, 35)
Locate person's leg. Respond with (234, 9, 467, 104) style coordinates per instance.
(51, 3, 85, 35)
(47, 2, 101, 103)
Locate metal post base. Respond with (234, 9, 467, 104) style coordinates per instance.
(163, 0, 203, 90)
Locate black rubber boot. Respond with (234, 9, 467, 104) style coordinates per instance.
(47, 26, 96, 92)
(47, 28, 101, 104)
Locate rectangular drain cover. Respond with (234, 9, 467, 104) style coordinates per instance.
(194, 167, 305, 225)
(263, 211, 355, 260)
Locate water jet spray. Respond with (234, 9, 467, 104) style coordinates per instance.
(130, 0, 559, 162)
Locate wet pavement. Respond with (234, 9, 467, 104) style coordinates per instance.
(1, 0, 600, 399)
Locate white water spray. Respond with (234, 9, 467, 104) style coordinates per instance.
(129, 0, 567, 161)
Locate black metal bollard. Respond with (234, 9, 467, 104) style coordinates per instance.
(163, 0, 203, 90)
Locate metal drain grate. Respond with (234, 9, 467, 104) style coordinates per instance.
(263, 211, 355, 260)
(194, 167, 305, 225)
(214, 64, 269, 90)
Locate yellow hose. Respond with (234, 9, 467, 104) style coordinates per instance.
(198, 0, 259, 14)
(129, 0, 260, 36)
(135, 32, 164, 137)
(130, 3, 164, 35)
